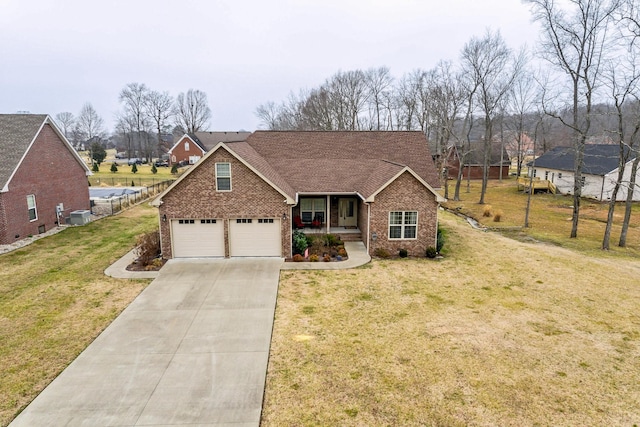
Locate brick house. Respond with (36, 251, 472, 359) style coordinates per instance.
(167, 131, 251, 165)
(446, 141, 510, 179)
(0, 114, 91, 244)
(152, 131, 445, 259)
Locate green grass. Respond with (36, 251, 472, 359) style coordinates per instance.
(89, 163, 178, 186)
(442, 178, 640, 258)
(0, 204, 158, 426)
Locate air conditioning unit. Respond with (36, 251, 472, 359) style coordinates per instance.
(69, 210, 91, 225)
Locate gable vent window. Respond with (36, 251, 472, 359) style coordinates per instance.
(216, 162, 232, 191)
(27, 194, 37, 221)
(184, 142, 190, 152)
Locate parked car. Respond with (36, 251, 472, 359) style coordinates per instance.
(127, 158, 142, 165)
(154, 159, 169, 167)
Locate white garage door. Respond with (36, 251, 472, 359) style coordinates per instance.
(229, 218, 281, 257)
(172, 219, 224, 257)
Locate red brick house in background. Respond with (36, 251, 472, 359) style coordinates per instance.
(0, 114, 91, 244)
(167, 131, 251, 165)
(152, 131, 445, 259)
(446, 141, 510, 179)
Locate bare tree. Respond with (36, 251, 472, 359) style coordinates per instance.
(461, 29, 523, 204)
(506, 64, 539, 178)
(75, 102, 104, 142)
(525, 0, 622, 238)
(365, 67, 394, 130)
(175, 89, 212, 133)
(119, 82, 150, 159)
(145, 90, 174, 158)
(54, 112, 75, 141)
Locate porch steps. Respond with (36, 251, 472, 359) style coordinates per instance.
(339, 232, 362, 242)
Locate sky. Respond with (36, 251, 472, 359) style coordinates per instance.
(0, 0, 541, 132)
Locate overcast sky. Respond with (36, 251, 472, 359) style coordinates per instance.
(0, 0, 541, 132)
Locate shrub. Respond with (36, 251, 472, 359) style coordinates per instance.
(309, 254, 319, 262)
(110, 162, 118, 173)
(436, 226, 446, 253)
(171, 164, 179, 174)
(293, 254, 305, 262)
(151, 164, 158, 174)
(92, 163, 99, 172)
(134, 230, 161, 266)
(323, 254, 332, 262)
(426, 246, 437, 258)
(292, 230, 308, 254)
(399, 248, 408, 258)
(338, 248, 347, 257)
(374, 248, 390, 258)
(325, 233, 339, 247)
(131, 163, 138, 174)
(131, 180, 135, 187)
(482, 205, 492, 217)
(493, 210, 503, 222)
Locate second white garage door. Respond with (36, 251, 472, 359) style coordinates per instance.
(172, 219, 225, 258)
(229, 218, 281, 257)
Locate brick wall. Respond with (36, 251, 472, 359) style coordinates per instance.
(368, 171, 439, 257)
(0, 124, 90, 244)
(159, 147, 291, 258)
(169, 136, 204, 165)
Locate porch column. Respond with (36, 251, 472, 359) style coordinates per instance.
(326, 195, 330, 234)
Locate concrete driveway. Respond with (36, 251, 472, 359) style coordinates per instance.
(10, 258, 282, 427)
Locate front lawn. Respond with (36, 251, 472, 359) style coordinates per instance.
(263, 211, 640, 425)
(0, 204, 158, 426)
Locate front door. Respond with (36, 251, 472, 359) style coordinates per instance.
(338, 198, 357, 227)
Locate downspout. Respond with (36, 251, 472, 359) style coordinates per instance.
(366, 202, 371, 253)
(288, 205, 293, 259)
(600, 175, 605, 202)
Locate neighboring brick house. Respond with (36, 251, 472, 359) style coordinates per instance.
(167, 131, 251, 165)
(447, 141, 510, 179)
(152, 131, 445, 259)
(0, 114, 91, 244)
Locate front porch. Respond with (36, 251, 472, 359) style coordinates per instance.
(292, 195, 363, 242)
(299, 226, 362, 242)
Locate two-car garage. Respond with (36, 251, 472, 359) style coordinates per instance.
(171, 218, 282, 258)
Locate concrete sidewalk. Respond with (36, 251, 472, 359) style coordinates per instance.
(10, 258, 282, 426)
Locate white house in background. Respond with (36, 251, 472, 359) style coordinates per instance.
(529, 144, 640, 201)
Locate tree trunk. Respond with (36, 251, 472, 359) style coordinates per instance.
(619, 155, 640, 247)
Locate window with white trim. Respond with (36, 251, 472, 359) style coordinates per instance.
(27, 194, 37, 221)
(389, 211, 417, 239)
(300, 198, 325, 223)
(184, 142, 190, 151)
(216, 162, 231, 191)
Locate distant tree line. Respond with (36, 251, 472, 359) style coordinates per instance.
(55, 86, 212, 162)
(256, 0, 640, 248)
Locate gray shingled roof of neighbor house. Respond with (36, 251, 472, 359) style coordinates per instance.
(533, 144, 635, 176)
(231, 131, 441, 199)
(190, 131, 252, 151)
(0, 114, 49, 189)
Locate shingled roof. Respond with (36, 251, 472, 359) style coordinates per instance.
(533, 144, 634, 175)
(190, 131, 251, 151)
(154, 131, 443, 205)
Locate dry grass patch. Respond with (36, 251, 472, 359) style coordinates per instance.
(0, 204, 158, 426)
(263, 211, 640, 426)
